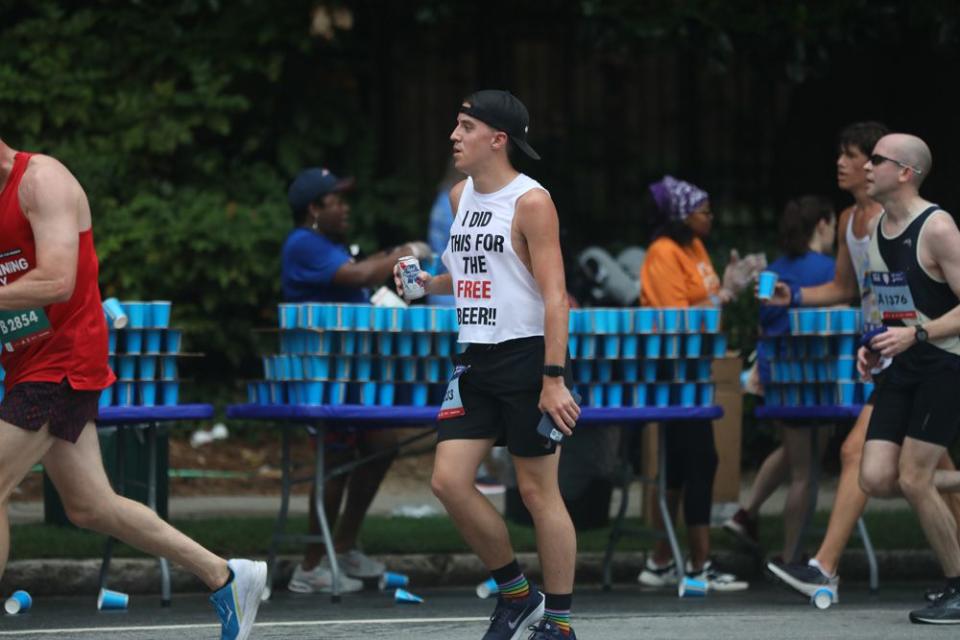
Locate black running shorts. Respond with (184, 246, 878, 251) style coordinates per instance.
(0, 379, 100, 443)
(866, 364, 960, 447)
(437, 336, 573, 458)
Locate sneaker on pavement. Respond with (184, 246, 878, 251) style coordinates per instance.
(288, 562, 364, 594)
(526, 619, 577, 640)
(687, 559, 749, 592)
(333, 549, 385, 579)
(482, 589, 545, 640)
(210, 559, 267, 640)
(723, 507, 759, 549)
(910, 587, 960, 624)
(767, 558, 839, 603)
(638, 557, 679, 588)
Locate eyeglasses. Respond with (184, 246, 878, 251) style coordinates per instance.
(869, 153, 923, 175)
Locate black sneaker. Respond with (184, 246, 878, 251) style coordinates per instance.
(925, 586, 944, 603)
(482, 589, 545, 640)
(767, 560, 839, 603)
(526, 619, 577, 640)
(910, 587, 960, 624)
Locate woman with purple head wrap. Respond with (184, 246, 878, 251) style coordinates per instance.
(636, 175, 749, 593)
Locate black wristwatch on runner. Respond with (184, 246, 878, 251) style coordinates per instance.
(915, 324, 929, 343)
(543, 365, 566, 377)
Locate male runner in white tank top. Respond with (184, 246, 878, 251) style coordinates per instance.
(397, 91, 579, 640)
(764, 125, 960, 604)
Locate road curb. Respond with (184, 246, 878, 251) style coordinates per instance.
(0, 549, 942, 596)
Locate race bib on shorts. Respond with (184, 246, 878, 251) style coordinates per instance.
(0, 307, 52, 351)
(870, 271, 917, 321)
(438, 364, 470, 420)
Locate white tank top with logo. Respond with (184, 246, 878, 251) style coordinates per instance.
(848, 207, 882, 331)
(442, 174, 547, 344)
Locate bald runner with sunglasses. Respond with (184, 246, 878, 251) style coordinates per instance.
(854, 133, 960, 624)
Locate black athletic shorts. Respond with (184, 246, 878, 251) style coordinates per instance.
(0, 379, 100, 443)
(437, 336, 573, 458)
(865, 360, 960, 447)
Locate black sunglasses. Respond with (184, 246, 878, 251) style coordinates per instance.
(869, 153, 923, 175)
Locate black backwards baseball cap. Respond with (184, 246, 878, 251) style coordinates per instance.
(459, 90, 541, 160)
(287, 167, 355, 216)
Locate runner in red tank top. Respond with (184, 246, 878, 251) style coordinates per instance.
(0, 139, 265, 639)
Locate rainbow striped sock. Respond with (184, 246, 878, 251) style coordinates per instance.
(497, 574, 531, 601)
(544, 607, 571, 636)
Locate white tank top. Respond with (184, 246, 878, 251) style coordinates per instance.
(442, 174, 547, 344)
(846, 208, 872, 297)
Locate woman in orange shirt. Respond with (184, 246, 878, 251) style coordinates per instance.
(637, 176, 747, 591)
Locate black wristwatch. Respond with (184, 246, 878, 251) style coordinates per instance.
(543, 365, 566, 377)
(915, 324, 929, 343)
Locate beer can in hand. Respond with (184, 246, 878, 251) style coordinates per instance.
(398, 256, 426, 301)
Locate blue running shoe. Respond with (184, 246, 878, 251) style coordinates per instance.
(482, 589, 545, 640)
(526, 619, 577, 640)
(210, 558, 267, 640)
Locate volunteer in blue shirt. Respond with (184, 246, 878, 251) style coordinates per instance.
(280, 166, 428, 594)
(725, 195, 836, 563)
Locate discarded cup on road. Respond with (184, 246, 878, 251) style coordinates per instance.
(394, 588, 423, 604)
(4, 590, 32, 614)
(379, 572, 409, 591)
(678, 576, 708, 598)
(97, 588, 129, 610)
(476, 577, 499, 599)
(811, 587, 834, 610)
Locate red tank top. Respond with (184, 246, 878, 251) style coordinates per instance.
(0, 152, 115, 390)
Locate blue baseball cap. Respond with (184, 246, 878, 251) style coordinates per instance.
(287, 167, 355, 215)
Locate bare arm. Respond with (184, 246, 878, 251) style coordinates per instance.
(0, 157, 81, 311)
(333, 241, 428, 289)
(799, 207, 859, 306)
(516, 189, 579, 432)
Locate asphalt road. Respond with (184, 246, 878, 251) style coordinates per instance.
(0, 583, 955, 639)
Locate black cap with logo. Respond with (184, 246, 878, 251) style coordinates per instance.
(459, 90, 541, 160)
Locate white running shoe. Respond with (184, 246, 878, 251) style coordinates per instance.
(638, 557, 679, 587)
(210, 559, 267, 640)
(334, 549, 386, 579)
(687, 560, 749, 592)
(288, 563, 364, 594)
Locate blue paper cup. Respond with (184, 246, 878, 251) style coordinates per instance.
(355, 356, 373, 380)
(380, 359, 397, 382)
(661, 309, 680, 333)
(703, 308, 721, 333)
(337, 305, 356, 330)
(102, 298, 128, 329)
(150, 301, 171, 328)
(568, 309, 582, 334)
(269, 382, 285, 404)
(425, 359, 441, 383)
(116, 381, 136, 406)
(838, 381, 855, 405)
(837, 335, 855, 356)
(697, 359, 712, 380)
(568, 335, 580, 358)
(377, 383, 395, 406)
(397, 334, 414, 357)
(632, 384, 648, 407)
(290, 355, 305, 380)
(802, 385, 818, 407)
(97, 588, 129, 611)
(401, 359, 417, 382)
(256, 382, 270, 405)
(603, 336, 620, 358)
(107, 330, 117, 354)
(125, 302, 146, 329)
(654, 383, 670, 408)
(784, 385, 800, 406)
(757, 271, 779, 300)
(355, 305, 373, 331)
(622, 360, 639, 382)
(304, 381, 324, 404)
(635, 309, 655, 333)
(161, 356, 177, 380)
(684, 334, 702, 358)
(798, 310, 817, 334)
(575, 361, 592, 384)
(98, 387, 113, 408)
(377, 333, 394, 356)
(380, 572, 410, 590)
(475, 577, 499, 599)
(161, 382, 179, 406)
(592, 309, 610, 334)
(788, 310, 801, 334)
(679, 576, 708, 598)
(642, 360, 658, 382)
(118, 355, 137, 380)
(580, 336, 596, 359)
(590, 385, 604, 407)
(606, 384, 623, 407)
(803, 361, 817, 383)
(712, 334, 728, 358)
(416, 333, 432, 356)
(360, 382, 378, 406)
(685, 308, 703, 333)
(680, 383, 697, 407)
(663, 336, 680, 358)
(4, 589, 32, 614)
(699, 384, 715, 405)
(597, 360, 613, 383)
(124, 330, 142, 355)
(412, 384, 429, 407)
(409, 307, 428, 332)
(394, 588, 423, 604)
(616, 309, 633, 333)
(139, 382, 157, 407)
(144, 329, 163, 354)
(862, 382, 875, 401)
(644, 335, 662, 359)
(815, 309, 829, 333)
(836, 357, 856, 380)
(621, 334, 638, 358)
(165, 330, 183, 354)
(139, 356, 157, 380)
(278, 304, 296, 329)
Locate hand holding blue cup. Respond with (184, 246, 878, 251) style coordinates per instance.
(757, 271, 779, 301)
